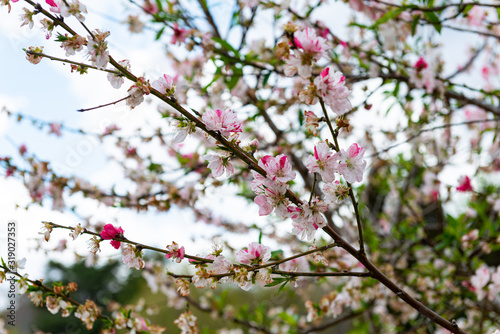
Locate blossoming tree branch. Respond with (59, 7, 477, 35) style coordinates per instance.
(1, 0, 499, 333)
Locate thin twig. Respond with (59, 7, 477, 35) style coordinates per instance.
(77, 96, 130, 112)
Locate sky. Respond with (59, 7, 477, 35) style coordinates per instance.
(0, 0, 495, 311)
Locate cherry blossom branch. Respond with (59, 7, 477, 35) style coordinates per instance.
(24, 50, 121, 75)
(271, 270, 371, 277)
(195, 0, 221, 39)
(24, 0, 77, 35)
(46, 222, 342, 273)
(433, 23, 500, 40)
(77, 96, 130, 112)
(45, 222, 213, 263)
(367, 118, 500, 159)
(347, 185, 365, 256)
(318, 98, 366, 255)
(319, 99, 337, 147)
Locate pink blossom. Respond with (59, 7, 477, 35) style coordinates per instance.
(304, 111, 320, 135)
(165, 241, 185, 263)
(26, 46, 44, 65)
(291, 199, 328, 240)
(49, 122, 62, 136)
(414, 57, 428, 71)
(212, 256, 233, 274)
(107, 60, 130, 89)
(236, 242, 271, 265)
(314, 67, 351, 115)
(142, 0, 158, 14)
(294, 27, 329, 58)
(171, 23, 189, 45)
(305, 141, 338, 182)
(457, 175, 473, 192)
(86, 30, 109, 69)
(253, 179, 289, 216)
(175, 312, 198, 333)
(102, 124, 120, 136)
(6, 167, 14, 177)
(258, 154, 296, 184)
(60, 0, 87, 22)
(470, 264, 490, 301)
(172, 119, 196, 143)
(126, 85, 145, 108)
(46, 0, 61, 13)
(100, 224, 124, 249)
(122, 244, 144, 270)
(60, 34, 86, 57)
(203, 151, 234, 178)
(409, 55, 437, 93)
(337, 143, 367, 183)
(152, 74, 175, 95)
(467, 6, 485, 27)
(284, 27, 330, 79)
(298, 83, 319, 105)
(202, 109, 242, 137)
(323, 180, 350, 204)
(19, 144, 27, 156)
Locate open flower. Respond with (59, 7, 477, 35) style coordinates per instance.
(258, 154, 296, 184)
(203, 151, 234, 178)
(152, 74, 175, 95)
(122, 244, 145, 270)
(107, 59, 130, 89)
(212, 256, 233, 275)
(457, 175, 473, 192)
(100, 224, 124, 249)
(306, 141, 338, 182)
(165, 241, 185, 263)
(314, 67, 351, 115)
(236, 242, 271, 265)
(337, 143, 367, 183)
(202, 109, 242, 137)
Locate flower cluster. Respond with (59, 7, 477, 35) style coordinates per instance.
(252, 154, 295, 217)
(306, 141, 366, 187)
(468, 265, 500, 302)
(202, 108, 242, 137)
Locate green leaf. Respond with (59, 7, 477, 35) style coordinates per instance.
(497, 8, 500, 20)
(262, 71, 272, 87)
(411, 15, 420, 36)
(155, 27, 165, 41)
(461, 4, 474, 16)
(278, 312, 297, 326)
(393, 81, 400, 97)
(277, 280, 289, 294)
(270, 249, 283, 260)
(298, 109, 304, 126)
(371, 8, 405, 27)
(265, 277, 287, 287)
(258, 230, 263, 244)
(423, 11, 442, 33)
